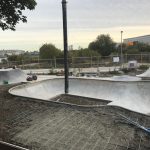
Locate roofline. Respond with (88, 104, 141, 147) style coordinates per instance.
(124, 35, 150, 40)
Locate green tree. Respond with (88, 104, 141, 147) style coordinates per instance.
(8, 54, 24, 62)
(116, 43, 128, 54)
(0, 0, 37, 30)
(1, 59, 7, 64)
(8, 55, 18, 61)
(88, 34, 116, 56)
(39, 44, 61, 59)
(136, 42, 150, 53)
(69, 48, 100, 57)
(126, 48, 139, 54)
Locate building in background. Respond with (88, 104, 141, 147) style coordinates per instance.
(0, 56, 7, 63)
(124, 35, 150, 46)
(68, 45, 73, 51)
(0, 50, 25, 56)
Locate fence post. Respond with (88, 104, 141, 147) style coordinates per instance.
(7, 61, 9, 68)
(91, 56, 92, 68)
(38, 56, 40, 69)
(72, 57, 74, 69)
(140, 53, 143, 64)
(97, 56, 99, 67)
(22, 59, 24, 70)
(54, 57, 56, 68)
(125, 53, 128, 64)
(110, 55, 113, 66)
(50, 59, 52, 68)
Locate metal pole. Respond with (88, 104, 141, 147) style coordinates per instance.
(121, 31, 123, 66)
(91, 56, 92, 68)
(62, 0, 69, 93)
(54, 57, 56, 68)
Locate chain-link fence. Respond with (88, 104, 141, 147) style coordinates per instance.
(0, 54, 150, 70)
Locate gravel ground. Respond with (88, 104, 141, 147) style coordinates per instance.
(0, 84, 150, 150)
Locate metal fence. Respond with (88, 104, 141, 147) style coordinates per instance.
(1, 54, 150, 70)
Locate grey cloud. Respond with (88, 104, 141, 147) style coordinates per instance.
(1, 0, 150, 51)
(18, 0, 150, 31)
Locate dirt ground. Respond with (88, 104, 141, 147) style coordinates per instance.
(0, 84, 150, 150)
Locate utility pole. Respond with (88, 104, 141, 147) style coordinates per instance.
(121, 31, 123, 66)
(62, 0, 69, 94)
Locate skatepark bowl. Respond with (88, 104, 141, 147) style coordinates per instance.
(0, 68, 27, 85)
(9, 77, 150, 115)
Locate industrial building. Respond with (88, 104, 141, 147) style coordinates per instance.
(0, 50, 25, 56)
(124, 35, 150, 45)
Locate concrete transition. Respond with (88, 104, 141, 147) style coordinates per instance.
(0, 141, 29, 150)
(137, 67, 150, 78)
(100, 75, 141, 81)
(9, 77, 150, 115)
(0, 68, 27, 85)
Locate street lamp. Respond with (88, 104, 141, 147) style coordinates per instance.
(62, 0, 69, 94)
(121, 31, 123, 66)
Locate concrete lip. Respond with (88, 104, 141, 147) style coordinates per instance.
(0, 141, 29, 150)
(137, 67, 150, 79)
(0, 68, 61, 85)
(0, 68, 27, 85)
(9, 77, 150, 115)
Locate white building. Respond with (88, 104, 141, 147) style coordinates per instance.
(0, 50, 25, 56)
(124, 35, 150, 45)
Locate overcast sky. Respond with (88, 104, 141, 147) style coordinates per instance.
(0, 0, 150, 51)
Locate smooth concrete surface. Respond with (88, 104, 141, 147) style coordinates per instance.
(36, 75, 59, 81)
(9, 78, 150, 115)
(137, 67, 150, 78)
(0, 68, 27, 85)
(98, 75, 141, 81)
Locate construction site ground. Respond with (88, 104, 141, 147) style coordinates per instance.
(0, 84, 150, 150)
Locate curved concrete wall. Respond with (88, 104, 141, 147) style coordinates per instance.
(0, 68, 27, 84)
(9, 78, 150, 115)
(137, 68, 150, 78)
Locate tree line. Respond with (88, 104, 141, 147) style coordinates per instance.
(7, 34, 150, 62)
(39, 34, 150, 60)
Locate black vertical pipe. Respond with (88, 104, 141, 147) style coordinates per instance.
(62, 0, 69, 93)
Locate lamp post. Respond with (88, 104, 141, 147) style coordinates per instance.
(62, 0, 69, 94)
(121, 31, 123, 66)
